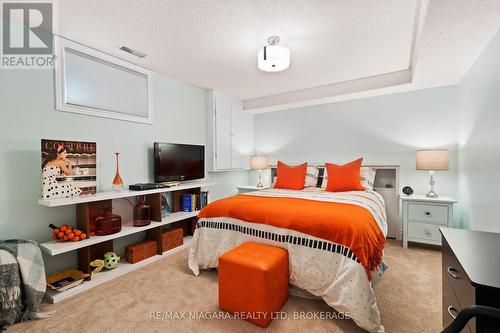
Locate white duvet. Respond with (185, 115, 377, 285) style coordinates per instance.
(189, 189, 388, 333)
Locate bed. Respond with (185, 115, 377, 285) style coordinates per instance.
(189, 184, 388, 333)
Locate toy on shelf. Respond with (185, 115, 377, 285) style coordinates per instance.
(49, 224, 87, 242)
(90, 259, 105, 274)
(104, 252, 120, 269)
(90, 252, 120, 274)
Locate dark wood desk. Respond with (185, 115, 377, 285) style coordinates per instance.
(440, 228, 500, 332)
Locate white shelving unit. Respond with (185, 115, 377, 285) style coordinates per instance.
(39, 180, 213, 303)
(45, 236, 192, 303)
(39, 211, 199, 255)
(38, 181, 214, 207)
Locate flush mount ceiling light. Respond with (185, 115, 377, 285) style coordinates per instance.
(257, 36, 290, 72)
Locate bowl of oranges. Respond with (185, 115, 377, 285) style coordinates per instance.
(49, 224, 87, 242)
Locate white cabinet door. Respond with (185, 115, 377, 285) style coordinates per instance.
(215, 98, 232, 170)
(231, 103, 254, 169)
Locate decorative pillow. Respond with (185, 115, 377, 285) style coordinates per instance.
(360, 167, 376, 190)
(304, 165, 319, 187)
(321, 165, 376, 190)
(324, 158, 365, 192)
(274, 161, 307, 190)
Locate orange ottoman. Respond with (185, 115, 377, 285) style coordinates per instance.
(218, 242, 289, 328)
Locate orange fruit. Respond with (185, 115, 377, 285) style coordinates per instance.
(60, 225, 67, 232)
(72, 236, 80, 242)
(74, 230, 82, 236)
(68, 233, 75, 239)
(52, 234, 57, 240)
(63, 235, 69, 241)
(80, 233, 87, 239)
(53, 228, 60, 234)
(65, 229, 72, 235)
(57, 232, 64, 238)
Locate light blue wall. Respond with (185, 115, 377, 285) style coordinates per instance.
(254, 86, 460, 201)
(457, 30, 500, 232)
(0, 69, 249, 273)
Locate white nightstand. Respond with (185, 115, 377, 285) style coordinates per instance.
(401, 195, 457, 248)
(236, 185, 270, 194)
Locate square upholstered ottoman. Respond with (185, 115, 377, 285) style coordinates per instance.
(218, 242, 289, 327)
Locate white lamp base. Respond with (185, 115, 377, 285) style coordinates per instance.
(426, 171, 439, 198)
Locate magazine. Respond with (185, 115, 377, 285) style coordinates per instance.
(41, 139, 97, 198)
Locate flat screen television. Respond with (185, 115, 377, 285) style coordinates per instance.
(154, 143, 205, 182)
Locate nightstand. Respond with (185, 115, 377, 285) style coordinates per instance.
(401, 195, 457, 248)
(236, 185, 270, 194)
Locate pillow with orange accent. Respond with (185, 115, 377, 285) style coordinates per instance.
(274, 161, 307, 190)
(325, 158, 365, 192)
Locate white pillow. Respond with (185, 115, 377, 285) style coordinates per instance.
(321, 166, 376, 190)
(304, 165, 319, 187)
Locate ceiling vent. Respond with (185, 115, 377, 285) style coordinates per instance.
(118, 46, 147, 58)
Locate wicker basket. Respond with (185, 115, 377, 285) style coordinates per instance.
(126, 240, 157, 264)
(162, 227, 184, 252)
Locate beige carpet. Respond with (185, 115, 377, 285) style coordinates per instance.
(10, 240, 442, 333)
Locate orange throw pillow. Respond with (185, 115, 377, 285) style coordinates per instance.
(325, 158, 365, 192)
(274, 161, 307, 190)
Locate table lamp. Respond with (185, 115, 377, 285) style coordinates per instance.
(416, 149, 449, 198)
(250, 155, 268, 187)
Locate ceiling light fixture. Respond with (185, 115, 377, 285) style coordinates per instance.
(118, 46, 147, 58)
(257, 36, 290, 72)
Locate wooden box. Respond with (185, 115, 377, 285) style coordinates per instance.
(162, 227, 184, 252)
(126, 240, 157, 264)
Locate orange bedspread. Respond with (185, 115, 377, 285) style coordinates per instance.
(198, 194, 385, 275)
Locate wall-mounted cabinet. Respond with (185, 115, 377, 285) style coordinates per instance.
(206, 90, 254, 171)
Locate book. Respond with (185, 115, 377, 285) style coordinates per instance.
(181, 192, 209, 212)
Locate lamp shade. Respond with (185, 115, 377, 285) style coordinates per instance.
(416, 149, 449, 171)
(257, 45, 290, 72)
(250, 155, 269, 170)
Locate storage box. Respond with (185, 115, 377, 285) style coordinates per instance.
(162, 227, 184, 252)
(126, 240, 157, 264)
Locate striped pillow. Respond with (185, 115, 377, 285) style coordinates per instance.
(321, 166, 376, 190)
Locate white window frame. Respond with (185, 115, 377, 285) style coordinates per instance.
(54, 36, 154, 124)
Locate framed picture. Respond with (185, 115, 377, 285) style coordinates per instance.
(41, 139, 97, 199)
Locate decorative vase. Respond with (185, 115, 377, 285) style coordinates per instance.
(133, 195, 151, 227)
(112, 152, 124, 191)
(94, 208, 122, 235)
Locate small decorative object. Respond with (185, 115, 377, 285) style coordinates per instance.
(112, 152, 124, 191)
(125, 240, 157, 264)
(250, 155, 269, 187)
(41, 139, 97, 199)
(103, 252, 120, 270)
(94, 208, 122, 235)
(49, 224, 87, 242)
(90, 259, 105, 275)
(133, 195, 151, 227)
(47, 268, 89, 291)
(416, 149, 449, 198)
(161, 194, 171, 218)
(402, 186, 414, 196)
